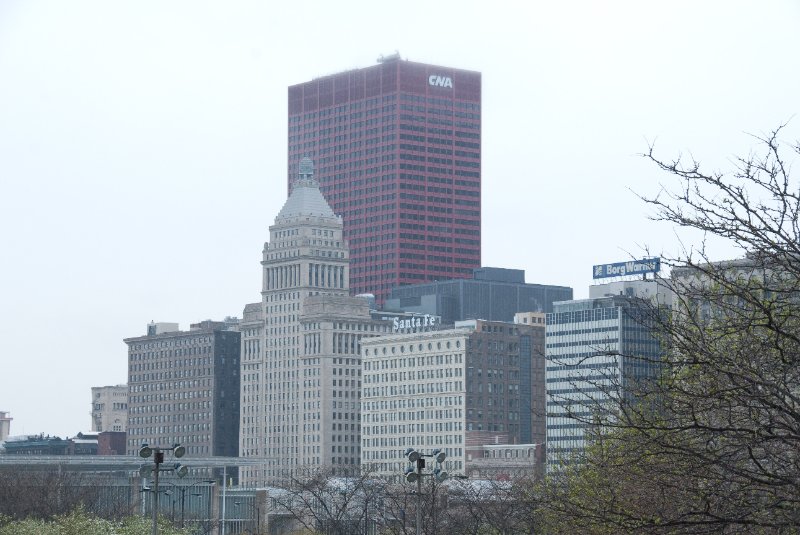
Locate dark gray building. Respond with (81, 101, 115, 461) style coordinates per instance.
(463, 318, 546, 446)
(124, 320, 240, 458)
(384, 267, 573, 324)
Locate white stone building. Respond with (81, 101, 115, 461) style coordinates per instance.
(90, 385, 127, 432)
(0, 411, 12, 442)
(361, 319, 545, 481)
(361, 329, 469, 480)
(239, 160, 391, 485)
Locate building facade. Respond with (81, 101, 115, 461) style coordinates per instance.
(91, 384, 128, 432)
(670, 256, 782, 322)
(239, 160, 391, 485)
(515, 311, 546, 327)
(385, 267, 573, 324)
(0, 431, 125, 456)
(0, 411, 11, 442)
(298, 295, 390, 472)
(545, 281, 670, 469)
(1, 434, 74, 455)
(97, 431, 126, 455)
(360, 319, 545, 481)
(124, 320, 241, 457)
(464, 443, 544, 480)
(288, 57, 482, 304)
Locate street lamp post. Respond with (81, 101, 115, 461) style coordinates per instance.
(403, 448, 448, 535)
(139, 487, 173, 526)
(165, 479, 216, 528)
(234, 500, 261, 534)
(192, 489, 214, 529)
(138, 443, 188, 535)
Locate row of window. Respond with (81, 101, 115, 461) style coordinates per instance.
(364, 350, 463, 365)
(547, 307, 620, 325)
(128, 335, 213, 352)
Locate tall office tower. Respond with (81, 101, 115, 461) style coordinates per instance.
(288, 56, 482, 304)
(90, 384, 128, 432)
(239, 159, 391, 485)
(361, 318, 545, 481)
(545, 278, 670, 470)
(124, 320, 240, 457)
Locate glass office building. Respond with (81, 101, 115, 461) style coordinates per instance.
(386, 267, 573, 324)
(545, 292, 664, 469)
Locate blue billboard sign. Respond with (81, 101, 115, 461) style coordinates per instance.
(592, 258, 661, 279)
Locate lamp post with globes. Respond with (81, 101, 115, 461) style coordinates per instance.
(138, 442, 189, 535)
(403, 448, 448, 535)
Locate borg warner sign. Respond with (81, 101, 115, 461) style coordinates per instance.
(428, 75, 453, 88)
(392, 314, 438, 333)
(593, 258, 661, 279)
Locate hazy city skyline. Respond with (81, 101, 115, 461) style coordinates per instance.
(1, 0, 798, 437)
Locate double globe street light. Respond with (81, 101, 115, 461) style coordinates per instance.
(139, 443, 188, 535)
(404, 448, 448, 535)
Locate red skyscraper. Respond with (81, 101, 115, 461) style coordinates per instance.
(288, 56, 481, 304)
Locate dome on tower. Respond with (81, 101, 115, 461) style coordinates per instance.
(276, 158, 337, 221)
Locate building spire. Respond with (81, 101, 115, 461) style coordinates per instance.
(295, 157, 317, 187)
(277, 157, 337, 220)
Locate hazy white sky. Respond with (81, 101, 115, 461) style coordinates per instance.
(1, 0, 798, 438)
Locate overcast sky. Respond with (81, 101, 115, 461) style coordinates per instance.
(1, 1, 798, 438)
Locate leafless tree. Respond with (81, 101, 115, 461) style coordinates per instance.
(0, 468, 134, 520)
(377, 476, 451, 535)
(377, 475, 538, 535)
(540, 124, 800, 533)
(271, 466, 379, 535)
(439, 477, 538, 535)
